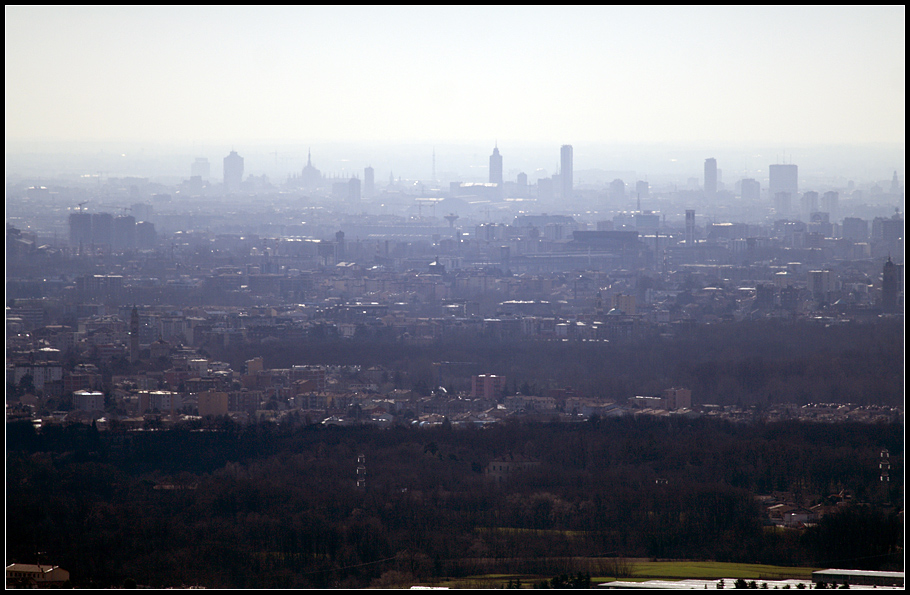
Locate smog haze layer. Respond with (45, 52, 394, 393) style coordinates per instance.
(6, 6, 904, 149)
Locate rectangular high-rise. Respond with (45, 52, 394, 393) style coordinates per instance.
(223, 150, 244, 194)
(560, 145, 573, 199)
(191, 157, 210, 180)
(741, 178, 761, 201)
(704, 158, 717, 197)
(769, 164, 798, 201)
(364, 166, 374, 199)
(489, 146, 503, 187)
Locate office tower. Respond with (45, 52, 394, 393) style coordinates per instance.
(69, 212, 93, 247)
(538, 177, 553, 201)
(489, 145, 503, 186)
(517, 172, 528, 197)
(822, 191, 839, 215)
(741, 178, 761, 201)
(223, 150, 244, 194)
(769, 164, 798, 201)
(364, 166, 374, 199)
(774, 192, 792, 215)
(635, 180, 650, 199)
(842, 217, 869, 242)
(610, 179, 626, 202)
(191, 157, 210, 180)
(704, 158, 717, 197)
(348, 177, 361, 204)
(685, 209, 696, 246)
(560, 144, 573, 199)
(801, 191, 819, 218)
(91, 213, 113, 246)
(882, 257, 898, 313)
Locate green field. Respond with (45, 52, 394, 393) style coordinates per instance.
(424, 560, 819, 589)
(628, 560, 818, 580)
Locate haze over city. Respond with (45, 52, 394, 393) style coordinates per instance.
(4, 5, 905, 591)
(6, 6, 905, 181)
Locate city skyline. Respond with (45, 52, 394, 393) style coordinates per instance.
(5, 6, 905, 147)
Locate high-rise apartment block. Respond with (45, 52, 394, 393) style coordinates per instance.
(472, 374, 506, 400)
(685, 209, 696, 246)
(560, 145, 573, 199)
(882, 257, 899, 313)
(364, 166, 374, 199)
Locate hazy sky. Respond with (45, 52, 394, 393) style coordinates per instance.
(5, 6, 906, 148)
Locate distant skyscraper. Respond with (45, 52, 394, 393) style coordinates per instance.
(610, 179, 626, 202)
(842, 217, 868, 242)
(741, 178, 761, 201)
(882, 256, 898, 313)
(560, 145, 573, 199)
(685, 209, 696, 247)
(364, 166, 374, 199)
(91, 212, 113, 246)
(191, 157, 210, 180)
(773, 192, 792, 215)
(635, 180, 650, 199)
(822, 191, 839, 215)
(769, 164, 798, 201)
(130, 307, 140, 364)
(348, 177, 361, 204)
(135, 221, 157, 249)
(704, 158, 717, 197)
(489, 145, 503, 187)
(68, 212, 92, 248)
(223, 150, 244, 194)
(112, 215, 136, 251)
(801, 191, 819, 218)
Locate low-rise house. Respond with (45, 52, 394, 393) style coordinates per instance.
(6, 564, 70, 588)
(485, 454, 540, 484)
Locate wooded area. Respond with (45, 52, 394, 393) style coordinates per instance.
(211, 318, 904, 406)
(6, 416, 902, 588)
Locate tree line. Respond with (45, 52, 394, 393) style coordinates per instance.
(211, 318, 904, 407)
(6, 416, 902, 588)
